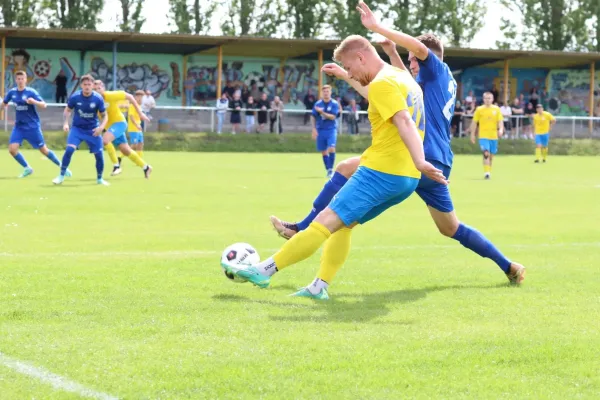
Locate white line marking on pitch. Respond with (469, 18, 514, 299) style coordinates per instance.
(0, 351, 119, 400)
(0, 242, 599, 258)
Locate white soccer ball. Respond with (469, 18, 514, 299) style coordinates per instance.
(221, 243, 260, 283)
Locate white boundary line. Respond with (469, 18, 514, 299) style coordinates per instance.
(0, 352, 118, 400)
(0, 242, 599, 258)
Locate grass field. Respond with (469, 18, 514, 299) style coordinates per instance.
(1, 151, 599, 399)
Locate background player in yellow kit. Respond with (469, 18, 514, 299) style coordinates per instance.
(532, 104, 555, 163)
(470, 92, 503, 179)
(128, 90, 146, 159)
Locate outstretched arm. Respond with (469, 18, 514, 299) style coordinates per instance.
(321, 63, 369, 98)
(379, 39, 407, 71)
(125, 93, 150, 122)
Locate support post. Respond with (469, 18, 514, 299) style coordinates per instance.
(112, 41, 118, 90)
(216, 45, 223, 99)
(503, 59, 510, 105)
(1, 36, 5, 121)
(590, 61, 595, 135)
(318, 49, 323, 98)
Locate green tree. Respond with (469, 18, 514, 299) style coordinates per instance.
(221, 0, 285, 37)
(1, 0, 39, 27)
(41, 0, 104, 30)
(168, 0, 217, 35)
(119, 0, 145, 32)
(285, 0, 330, 38)
(328, 0, 383, 39)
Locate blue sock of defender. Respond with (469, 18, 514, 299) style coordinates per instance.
(60, 146, 75, 176)
(94, 152, 104, 180)
(328, 152, 336, 170)
(452, 223, 511, 273)
(297, 171, 348, 231)
(13, 153, 28, 168)
(46, 150, 61, 166)
(322, 154, 328, 170)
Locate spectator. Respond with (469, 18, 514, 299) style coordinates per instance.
(245, 96, 257, 133)
(303, 89, 316, 125)
(519, 92, 525, 105)
(141, 89, 156, 131)
(464, 90, 475, 110)
(345, 99, 361, 135)
(197, 72, 209, 106)
(510, 97, 524, 139)
(530, 87, 540, 108)
(270, 96, 284, 134)
(184, 73, 196, 108)
(359, 96, 368, 122)
(215, 93, 229, 134)
(451, 100, 464, 137)
(241, 84, 250, 103)
(223, 81, 236, 101)
(230, 91, 243, 134)
(53, 70, 68, 103)
(250, 81, 261, 100)
(523, 102, 534, 139)
(500, 101, 512, 137)
(491, 85, 499, 104)
(256, 92, 269, 133)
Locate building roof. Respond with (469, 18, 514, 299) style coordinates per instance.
(2, 27, 599, 71)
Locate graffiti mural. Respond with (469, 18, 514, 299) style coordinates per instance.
(3, 48, 79, 102)
(546, 69, 600, 116)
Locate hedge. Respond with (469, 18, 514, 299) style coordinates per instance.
(1, 131, 599, 155)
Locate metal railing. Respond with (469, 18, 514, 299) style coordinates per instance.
(3, 103, 600, 139)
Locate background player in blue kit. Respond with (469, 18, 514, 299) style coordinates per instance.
(270, 1, 525, 286)
(311, 85, 339, 178)
(2, 70, 67, 178)
(53, 74, 109, 186)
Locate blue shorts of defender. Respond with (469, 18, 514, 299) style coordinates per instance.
(535, 133, 549, 147)
(329, 166, 419, 226)
(10, 126, 45, 149)
(129, 132, 144, 144)
(107, 121, 128, 147)
(67, 126, 103, 153)
(317, 130, 337, 152)
(415, 160, 454, 213)
(479, 138, 498, 155)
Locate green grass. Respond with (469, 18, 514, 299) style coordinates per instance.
(1, 151, 599, 399)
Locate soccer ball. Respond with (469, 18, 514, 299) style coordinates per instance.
(221, 243, 260, 283)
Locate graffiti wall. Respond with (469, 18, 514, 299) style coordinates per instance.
(3, 48, 80, 101)
(546, 69, 600, 116)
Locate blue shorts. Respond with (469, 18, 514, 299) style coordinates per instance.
(317, 130, 337, 151)
(535, 133, 549, 147)
(479, 139, 498, 155)
(67, 126, 103, 153)
(107, 122, 128, 146)
(329, 166, 419, 226)
(129, 132, 144, 144)
(10, 127, 45, 149)
(416, 160, 454, 213)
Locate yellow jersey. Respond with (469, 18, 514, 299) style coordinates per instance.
(473, 105, 503, 139)
(127, 104, 142, 132)
(533, 111, 555, 135)
(361, 66, 424, 178)
(103, 91, 127, 125)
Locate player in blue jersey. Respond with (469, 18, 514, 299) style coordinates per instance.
(2, 71, 68, 178)
(53, 74, 109, 186)
(269, 1, 525, 293)
(312, 85, 340, 178)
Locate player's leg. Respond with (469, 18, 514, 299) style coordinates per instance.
(541, 134, 549, 162)
(534, 134, 542, 162)
(103, 131, 121, 175)
(138, 133, 145, 158)
(478, 139, 492, 179)
(326, 132, 337, 178)
(53, 128, 83, 184)
(117, 141, 152, 178)
(270, 156, 360, 239)
(8, 129, 33, 177)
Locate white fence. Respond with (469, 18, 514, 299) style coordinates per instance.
(3, 103, 600, 139)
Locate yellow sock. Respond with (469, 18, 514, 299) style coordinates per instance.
(138, 150, 144, 158)
(484, 164, 491, 173)
(317, 227, 352, 283)
(542, 147, 548, 160)
(105, 142, 119, 165)
(127, 150, 146, 168)
(535, 147, 541, 160)
(273, 222, 330, 271)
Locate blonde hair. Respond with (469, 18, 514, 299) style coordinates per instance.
(333, 35, 375, 63)
(322, 85, 332, 91)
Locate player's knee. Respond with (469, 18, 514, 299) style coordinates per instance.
(335, 157, 359, 178)
(38, 146, 49, 155)
(437, 221, 459, 237)
(327, 147, 336, 154)
(8, 145, 18, 155)
(483, 151, 490, 160)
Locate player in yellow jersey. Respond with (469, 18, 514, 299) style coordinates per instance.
(470, 92, 504, 179)
(532, 104, 555, 163)
(221, 35, 448, 299)
(93, 80, 153, 179)
(128, 90, 146, 159)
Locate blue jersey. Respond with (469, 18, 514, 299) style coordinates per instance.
(67, 90, 106, 131)
(416, 49, 457, 167)
(312, 99, 339, 133)
(2, 87, 43, 130)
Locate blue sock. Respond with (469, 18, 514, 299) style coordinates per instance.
(452, 223, 511, 273)
(60, 146, 75, 176)
(328, 152, 336, 170)
(94, 152, 104, 180)
(13, 153, 28, 168)
(297, 171, 349, 230)
(322, 154, 328, 170)
(46, 150, 61, 166)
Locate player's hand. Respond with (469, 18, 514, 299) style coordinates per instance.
(314, 106, 324, 114)
(93, 127, 103, 137)
(322, 63, 348, 80)
(63, 124, 69, 133)
(470, 135, 476, 144)
(416, 161, 448, 185)
(26, 98, 36, 105)
(140, 114, 150, 122)
(378, 39, 397, 55)
(356, 1, 380, 31)
(312, 128, 318, 140)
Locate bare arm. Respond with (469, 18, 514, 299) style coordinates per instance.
(469, 119, 478, 142)
(125, 93, 149, 122)
(319, 110, 337, 120)
(379, 39, 408, 71)
(27, 98, 47, 109)
(322, 63, 369, 98)
(497, 119, 504, 136)
(94, 111, 108, 136)
(63, 107, 72, 132)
